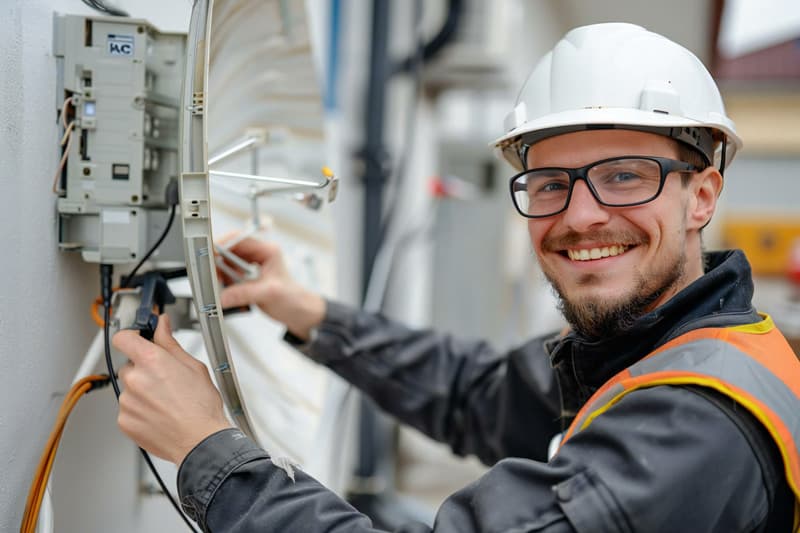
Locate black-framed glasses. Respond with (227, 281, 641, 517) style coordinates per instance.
(509, 156, 698, 218)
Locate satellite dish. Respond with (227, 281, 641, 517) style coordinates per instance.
(180, 0, 341, 459)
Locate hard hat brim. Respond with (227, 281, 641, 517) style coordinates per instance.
(491, 107, 742, 171)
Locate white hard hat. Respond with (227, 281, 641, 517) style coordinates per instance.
(492, 23, 742, 172)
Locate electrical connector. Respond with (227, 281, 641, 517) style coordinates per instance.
(100, 264, 114, 308)
(165, 177, 179, 207)
(88, 375, 112, 391)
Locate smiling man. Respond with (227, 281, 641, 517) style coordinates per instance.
(113, 23, 800, 532)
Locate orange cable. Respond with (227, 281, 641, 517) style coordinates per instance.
(89, 287, 122, 328)
(21, 381, 88, 532)
(20, 375, 109, 533)
(91, 298, 158, 328)
(90, 296, 106, 328)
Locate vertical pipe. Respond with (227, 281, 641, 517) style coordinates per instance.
(350, 0, 463, 526)
(356, 0, 391, 482)
(352, 0, 393, 522)
(360, 0, 390, 295)
(324, 0, 342, 112)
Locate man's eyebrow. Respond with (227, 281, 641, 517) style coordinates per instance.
(531, 169, 568, 177)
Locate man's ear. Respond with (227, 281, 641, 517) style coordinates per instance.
(687, 168, 723, 231)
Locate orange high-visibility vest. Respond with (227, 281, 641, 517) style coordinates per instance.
(560, 314, 800, 530)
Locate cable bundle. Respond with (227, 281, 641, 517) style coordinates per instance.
(81, 0, 129, 17)
(52, 96, 75, 195)
(20, 374, 110, 533)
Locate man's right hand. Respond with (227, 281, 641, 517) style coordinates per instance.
(218, 237, 325, 342)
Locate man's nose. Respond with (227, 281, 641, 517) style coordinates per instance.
(561, 180, 610, 231)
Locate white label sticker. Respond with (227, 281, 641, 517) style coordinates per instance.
(102, 209, 130, 225)
(108, 34, 134, 56)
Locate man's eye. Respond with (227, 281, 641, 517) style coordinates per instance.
(535, 181, 569, 193)
(610, 172, 641, 183)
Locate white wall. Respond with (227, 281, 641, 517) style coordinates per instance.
(1, 1, 369, 530)
(0, 1, 191, 531)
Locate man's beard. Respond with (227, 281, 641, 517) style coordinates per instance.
(545, 247, 687, 340)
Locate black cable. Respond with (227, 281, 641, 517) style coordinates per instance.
(81, 0, 129, 17)
(122, 204, 177, 288)
(392, 0, 463, 74)
(378, 0, 425, 245)
(85, 0, 127, 16)
(101, 264, 119, 398)
(380, 0, 464, 241)
(101, 264, 200, 533)
(123, 179, 179, 288)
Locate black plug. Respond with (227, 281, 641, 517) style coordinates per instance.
(89, 376, 113, 391)
(101, 263, 114, 309)
(165, 177, 179, 207)
(127, 271, 176, 340)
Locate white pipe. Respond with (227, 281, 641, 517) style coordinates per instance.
(208, 136, 258, 166)
(35, 486, 53, 533)
(209, 170, 324, 188)
(71, 329, 105, 385)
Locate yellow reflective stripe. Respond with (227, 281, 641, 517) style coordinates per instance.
(578, 375, 800, 513)
(727, 313, 774, 334)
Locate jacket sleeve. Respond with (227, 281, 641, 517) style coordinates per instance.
(177, 386, 775, 533)
(292, 300, 563, 464)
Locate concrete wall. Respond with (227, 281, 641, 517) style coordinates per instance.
(0, 1, 190, 530)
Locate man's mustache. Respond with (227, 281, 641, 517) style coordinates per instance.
(541, 229, 648, 252)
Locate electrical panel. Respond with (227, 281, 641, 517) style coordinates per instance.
(53, 14, 185, 263)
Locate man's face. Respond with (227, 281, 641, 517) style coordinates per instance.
(526, 130, 709, 338)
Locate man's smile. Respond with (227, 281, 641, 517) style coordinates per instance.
(565, 244, 630, 261)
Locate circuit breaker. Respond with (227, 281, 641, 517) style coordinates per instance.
(53, 14, 186, 263)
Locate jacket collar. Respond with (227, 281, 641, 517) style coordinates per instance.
(548, 249, 760, 415)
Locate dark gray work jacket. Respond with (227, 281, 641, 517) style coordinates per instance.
(177, 250, 795, 532)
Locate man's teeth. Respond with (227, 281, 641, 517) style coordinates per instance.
(567, 245, 628, 261)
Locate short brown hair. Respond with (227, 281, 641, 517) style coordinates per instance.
(675, 142, 709, 186)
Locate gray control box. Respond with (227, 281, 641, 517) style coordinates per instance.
(53, 13, 185, 263)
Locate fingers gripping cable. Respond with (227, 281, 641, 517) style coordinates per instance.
(100, 265, 200, 532)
